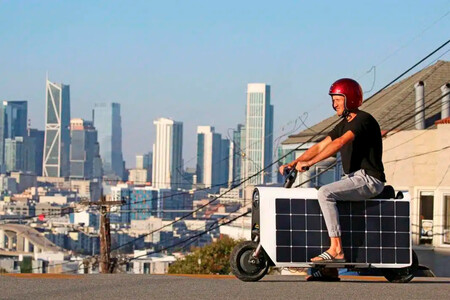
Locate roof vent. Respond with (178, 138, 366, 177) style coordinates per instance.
(414, 81, 425, 130)
(441, 83, 450, 120)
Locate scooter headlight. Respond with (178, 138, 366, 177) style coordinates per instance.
(252, 189, 259, 208)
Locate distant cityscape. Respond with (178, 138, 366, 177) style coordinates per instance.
(0, 78, 276, 273)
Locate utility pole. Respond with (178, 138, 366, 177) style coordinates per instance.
(99, 195, 111, 273)
(91, 195, 123, 274)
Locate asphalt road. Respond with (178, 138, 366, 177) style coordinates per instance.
(0, 274, 449, 300)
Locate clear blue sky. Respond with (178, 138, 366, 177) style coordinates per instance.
(1, 0, 449, 168)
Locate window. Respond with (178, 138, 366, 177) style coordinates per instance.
(316, 166, 335, 187)
(419, 191, 434, 244)
(444, 195, 450, 244)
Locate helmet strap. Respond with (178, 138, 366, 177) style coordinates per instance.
(341, 109, 350, 119)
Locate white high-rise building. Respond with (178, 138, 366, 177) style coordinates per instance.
(196, 126, 221, 189)
(43, 79, 71, 178)
(152, 118, 183, 190)
(243, 83, 274, 185)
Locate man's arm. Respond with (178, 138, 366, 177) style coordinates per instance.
(295, 130, 355, 171)
(288, 136, 333, 168)
(279, 136, 333, 175)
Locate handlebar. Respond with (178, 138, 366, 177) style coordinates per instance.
(283, 166, 309, 188)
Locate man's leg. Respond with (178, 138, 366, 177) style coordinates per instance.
(312, 170, 384, 261)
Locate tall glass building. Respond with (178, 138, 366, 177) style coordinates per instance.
(244, 83, 274, 185)
(0, 101, 28, 172)
(69, 118, 102, 180)
(229, 124, 244, 186)
(152, 118, 183, 190)
(43, 80, 71, 177)
(27, 128, 45, 176)
(93, 103, 124, 179)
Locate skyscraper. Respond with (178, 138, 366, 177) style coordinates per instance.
(152, 118, 183, 190)
(43, 80, 71, 178)
(229, 124, 244, 186)
(220, 137, 230, 188)
(69, 118, 102, 180)
(196, 126, 222, 189)
(0, 101, 28, 171)
(27, 128, 45, 176)
(93, 103, 124, 179)
(243, 83, 274, 185)
(135, 152, 152, 181)
(4, 137, 26, 172)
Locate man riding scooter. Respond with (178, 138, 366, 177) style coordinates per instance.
(279, 78, 386, 281)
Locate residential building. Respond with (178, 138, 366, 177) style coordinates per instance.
(43, 79, 71, 178)
(93, 103, 124, 179)
(131, 153, 152, 183)
(243, 83, 274, 185)
(128, 169, 148, 185)
(152, 118, 183, 190)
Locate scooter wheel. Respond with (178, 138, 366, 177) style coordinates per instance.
(382, 250, 418, 283)
(230, 241, 269, 282)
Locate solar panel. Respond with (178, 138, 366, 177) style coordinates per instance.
(275, 198, 411, 264)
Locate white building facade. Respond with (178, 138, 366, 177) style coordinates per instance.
(152, 118, 183, 190)
(244, 83, 274, 185)
(43, 79, 71, 178)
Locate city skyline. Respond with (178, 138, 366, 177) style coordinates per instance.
(1, 1, 449, 167)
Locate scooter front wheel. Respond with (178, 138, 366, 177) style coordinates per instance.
(230, 241, 269, 282)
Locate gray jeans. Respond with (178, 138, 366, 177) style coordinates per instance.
(318, 169, 385, 238)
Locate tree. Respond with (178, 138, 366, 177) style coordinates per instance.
(168, 236, 240, 275)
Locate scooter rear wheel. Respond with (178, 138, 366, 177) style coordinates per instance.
(230, 241, 269, 282)
(382, 250, 418, 283)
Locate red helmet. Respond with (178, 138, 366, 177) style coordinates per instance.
(329, 78, 363, 110)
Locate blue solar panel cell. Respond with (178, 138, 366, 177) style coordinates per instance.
(276, 231, 291, 246)
(382, 249, 396, 263)
(291, 199, 305, 214)
(276, 199, 290, 214)
(396, 249, 410, 263)
(367, 216, 381, 231)
(396, 202, 409, 217)
(396, 217, 410, 232)
(381, 201, 395, 215)
(292, 215, 306, 230)
(337, 202, 351, 216)
(276, 247, 291, 262)
(292, 231, 306, 246)
(276, 215, 290, 230)
(381, 216, 395, 231)
(306, 200, 321, 214)
(366, 201, 381, 216)
(292, 247, 306, 262)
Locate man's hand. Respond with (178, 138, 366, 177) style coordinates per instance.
(295, 161, 311, 172)
(279, 164, 291, 175)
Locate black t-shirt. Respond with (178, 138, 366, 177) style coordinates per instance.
(328, 110, 386, 182)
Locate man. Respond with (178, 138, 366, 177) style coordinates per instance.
(279, 78, 386, 279)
